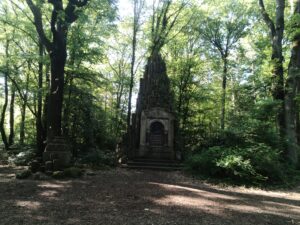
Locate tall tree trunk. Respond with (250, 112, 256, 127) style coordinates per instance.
(0, 40, 10, 150)
(127, 0, 139, 132)
(63, 47, 76, 137)
(36, 41, 44, 156)
(259, 0, 285, 138)
(284, 0, 300, 166)
(220, 56, 228, 130)
(272, 0, 285, 138)
(47, 49, 66, 140)
(8, 85, 15, 146)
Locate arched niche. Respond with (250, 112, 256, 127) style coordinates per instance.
(149, 121, 165, 146)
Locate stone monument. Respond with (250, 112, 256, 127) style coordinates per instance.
(130, 53, 175, 160)
(43, 136, 71, 170)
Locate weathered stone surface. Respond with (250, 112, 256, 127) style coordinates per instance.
(45, 161, 53, 171)
(33, 172, 49, 180)
(40, 165, 45, 172)
(29, 160, 41, 173)
(43, 136, 71, 169)
(130, 53, 176, 160)
(53, 159, 61, 171)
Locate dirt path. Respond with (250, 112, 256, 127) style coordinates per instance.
(0, 165, 300, 225)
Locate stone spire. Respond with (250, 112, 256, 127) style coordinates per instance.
(136, 53, 173, 114)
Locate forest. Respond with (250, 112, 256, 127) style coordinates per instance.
(0, 0, 300, 187)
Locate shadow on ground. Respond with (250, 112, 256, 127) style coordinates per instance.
(0, 165, 299, 225)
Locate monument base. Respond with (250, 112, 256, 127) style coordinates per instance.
(43, 136, 71, 170)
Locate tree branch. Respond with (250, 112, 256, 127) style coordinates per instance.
(25, 0, 53, 52)
(65, 0, 89, 24)
(258, 0, 276, 38)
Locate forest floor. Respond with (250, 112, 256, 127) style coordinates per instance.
(0, 164, 300, 225)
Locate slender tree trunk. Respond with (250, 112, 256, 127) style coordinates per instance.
(296, 109, 300, 144)
(178, 63, 192, 130)
(284, 0, 300, 166)
(19, 100, 27, 146)
(221, 56, 228, 130)
(177, 76, 184, 124)
(127, 0, 139, 131)
(19, 73, 29, 147)
(42, 64, 50, 144)
(36, 41, 44, 156)
(8, 86, 15, 146)
(63, 77, 73, 137)
(0, 40, 10, 150)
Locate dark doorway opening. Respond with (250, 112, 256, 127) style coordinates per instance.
(149, 121, 165, 146)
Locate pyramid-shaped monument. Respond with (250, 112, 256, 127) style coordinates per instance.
(130, 53, 175, 160)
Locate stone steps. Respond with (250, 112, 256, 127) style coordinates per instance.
(121, 159, 184, 171)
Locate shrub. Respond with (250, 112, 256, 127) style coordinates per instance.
(16, 169, 32, 179)
(80, 148, 116, 168)
(185, 143, 284, 184)
(8, 149, 35, 166)
(52, 167, 83, 179)
(186, 146, 223, 176)
(63, 167, 83, 178)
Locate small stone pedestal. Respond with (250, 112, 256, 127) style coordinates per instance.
(43, 136, 71, 170)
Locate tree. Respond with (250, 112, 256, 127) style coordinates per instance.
(258, 0, 285, 139)
(284, 0, 300, 165)
(199, 1, 249, 130)
(0, 39, 10, 150)
(127, 0, 145, 131)
(26, 0, 89, 141)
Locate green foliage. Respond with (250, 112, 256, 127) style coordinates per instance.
(186, 143, 284, 184)
(8, 148, 35, 166)
(16, 169, 31, 179)
(80, 148, 116, 168)
(52, 167, 83, 179)
(52, 171, 65, 179)
(63, 167, 83, 178)
(286, 14, 300, 41)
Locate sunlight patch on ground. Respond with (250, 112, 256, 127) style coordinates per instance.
(152, 194, 227, 217)
(149, 182, 300, 220)
(39, 190, 59, 198)
(262, 200, 300, 210)
(149, 182, 239, 200)
(227, 203, 300, 220)
(262, 201, 300, 218)
(66, 218, 81, 224)
(38, 181, 72, 189)
(154, 194, 215, 207)
(237, 187, 300, 200)
(15, 200, 41, 210)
